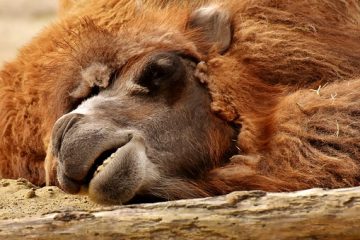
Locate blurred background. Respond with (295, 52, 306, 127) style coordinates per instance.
(0, 0, 58, 66)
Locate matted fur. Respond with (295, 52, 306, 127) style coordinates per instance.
(0, 0, 359, 199)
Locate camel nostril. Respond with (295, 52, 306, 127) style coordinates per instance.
(52, 113, 84, 158)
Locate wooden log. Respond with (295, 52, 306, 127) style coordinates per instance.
(0, 187, 360, 239)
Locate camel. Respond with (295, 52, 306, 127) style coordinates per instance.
(0, 0, 359, 204)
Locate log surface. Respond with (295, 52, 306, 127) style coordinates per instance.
(0, 187, 360, 239)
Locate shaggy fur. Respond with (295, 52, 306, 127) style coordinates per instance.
(0, 0, 359, 198)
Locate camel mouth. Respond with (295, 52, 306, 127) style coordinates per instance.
(85, 134, 155, 204)
(84, 148, 120, 184)
(84, 136, 133, 185)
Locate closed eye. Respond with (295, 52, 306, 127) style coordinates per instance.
(136, 52, 182, 92)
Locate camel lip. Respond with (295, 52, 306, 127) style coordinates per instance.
(90, 148, 119, 177)
(83, 135, 133, 185)
(86, 134, 152, 204)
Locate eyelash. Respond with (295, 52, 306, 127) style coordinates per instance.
(108, 69, 119, 86)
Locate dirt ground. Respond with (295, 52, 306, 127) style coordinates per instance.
(0, 1, 108, 220)
(0, 179, 102, 220)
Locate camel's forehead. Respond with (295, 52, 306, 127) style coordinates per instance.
(58, 20, 199, 71)
(115, 31, 197, 64)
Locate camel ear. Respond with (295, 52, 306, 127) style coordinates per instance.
(187, 5, 232, 55)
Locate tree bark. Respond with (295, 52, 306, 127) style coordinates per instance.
(1, 187, 360, 239)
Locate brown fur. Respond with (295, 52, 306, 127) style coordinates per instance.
(195, 0, 360, 193)
(0, 0, 359, 200)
